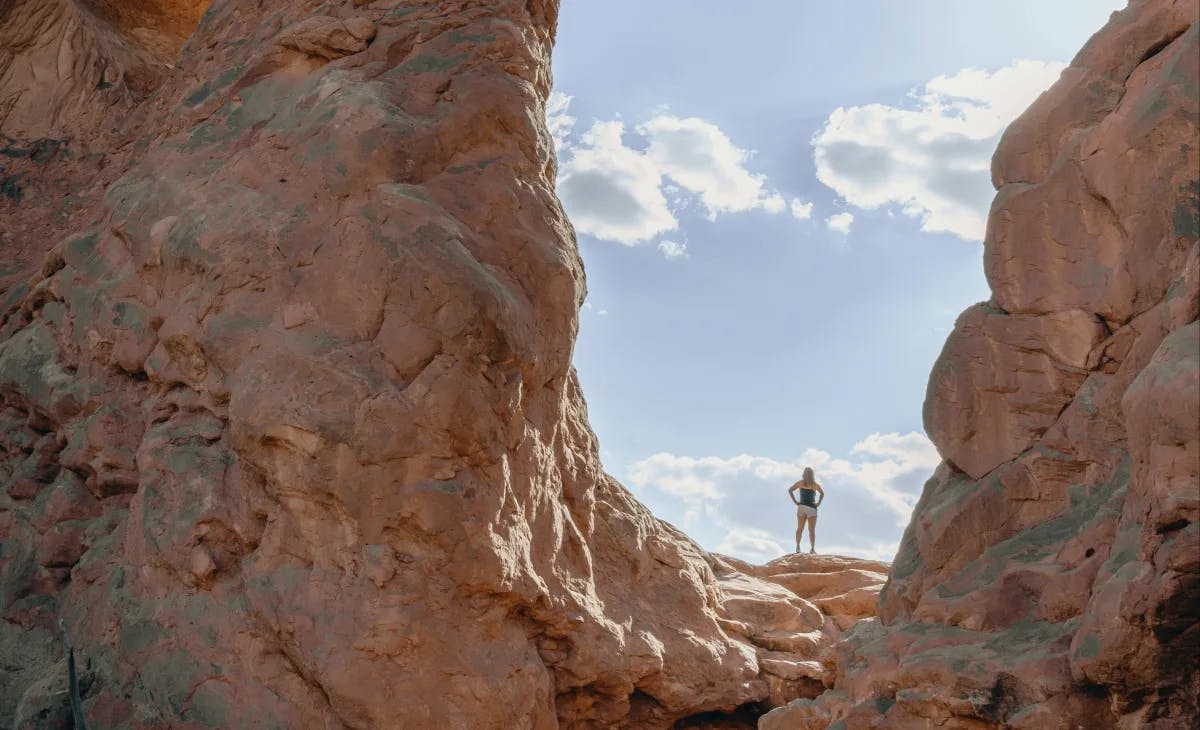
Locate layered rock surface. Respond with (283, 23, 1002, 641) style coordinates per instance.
(711, 554, 890, 709)
(765, 1, 1200, 728)
(0, 1, 889, 728)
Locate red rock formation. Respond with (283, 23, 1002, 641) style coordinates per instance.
(712, 554, 890, 708)
(764, 1, 1199, 728)
(0, 1, 888, 727)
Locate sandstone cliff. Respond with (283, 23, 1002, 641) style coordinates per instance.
(763, 1, 1200, 728)
(1, 1, 887, 728)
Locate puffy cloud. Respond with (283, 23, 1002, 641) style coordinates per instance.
(789, 199, 814, 220)
(826, 212, 854, 234)
(555, 120, 677, 245)
(762, 194, 787, 214)
(658, 239, 689, 260)
(549, 95, 797, 245)
(627, 453, 721, 502)
(851, 431, 941, 467)
(812, 59, 1066, 241)
(716, 528, 790, 564)
(640, 115, 786, 219)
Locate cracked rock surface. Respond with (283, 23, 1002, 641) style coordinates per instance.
(1, 1, 890, 727)
(765, 1, 1199, 728)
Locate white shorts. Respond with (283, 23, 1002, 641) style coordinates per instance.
(797, 505, 818, 518)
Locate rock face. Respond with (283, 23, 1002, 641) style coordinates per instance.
(765, 1, 1200, 728)
(0, 1, 889, 728)
(709, 554, 890, 713)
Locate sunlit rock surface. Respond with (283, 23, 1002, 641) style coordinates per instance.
(0, 1, 890, 727)
(765, 1, 1199, 728)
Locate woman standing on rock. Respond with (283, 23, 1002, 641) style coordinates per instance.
(789, 467, 823, 554)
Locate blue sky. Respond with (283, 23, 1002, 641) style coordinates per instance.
(551, 0, 1124, 562)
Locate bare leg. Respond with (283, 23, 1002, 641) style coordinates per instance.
(807, 516, 817, 553)
(795, 515, 802, 553)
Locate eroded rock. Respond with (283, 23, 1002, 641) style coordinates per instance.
(0, 1, 888, 728)
(772, 1, 1200, 728)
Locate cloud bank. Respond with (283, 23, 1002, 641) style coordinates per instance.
(626, 431, 941, 563)
(812, 59, 1066, 241)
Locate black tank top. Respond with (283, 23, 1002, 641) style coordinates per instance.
(799, 487, 817, 507)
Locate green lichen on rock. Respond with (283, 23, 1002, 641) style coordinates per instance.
(1172, 180, 1199, 239)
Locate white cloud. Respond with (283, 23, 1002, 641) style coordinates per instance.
(626, 432, 938, 564)
(556, 120, 678, 245)
(628, 453, 722, 502)
(763, 194, 787, 214)
(640, 115, 786, 219)
(826, 212, 854, 234)
(812, 59, 1066, 241)
(851, 431, 940, 467)
(658, 239, 688, 260)
(549, 95, 795, 245)
(789, 199, 813, 220)
(716, 528, 790, 564)
(817, 540, 900, 562)
(627, 431, 937, 527)
(546, 91, 576, 153)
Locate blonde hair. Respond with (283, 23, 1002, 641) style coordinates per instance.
(802, 467, 815, 485)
